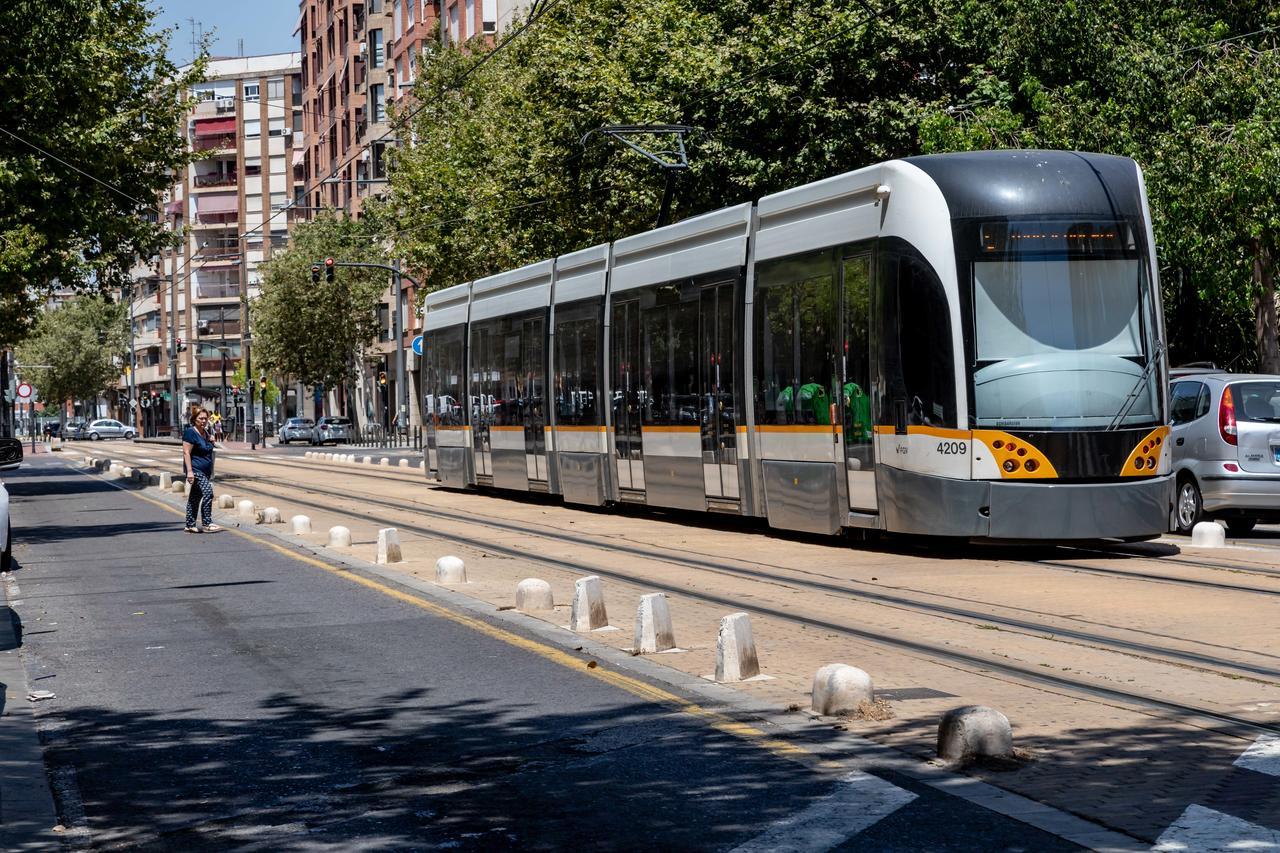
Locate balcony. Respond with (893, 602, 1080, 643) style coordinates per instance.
(198, 319, 241, 337)
(193, 135, 236, 152)
(193, 171, 238, 189)
(195, 282, 241, 300)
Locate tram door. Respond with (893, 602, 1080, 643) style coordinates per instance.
(470, 324, 494, 479)
(700, 281, 738, 499)
(521, 316, 549, 483)
(612, 298, 644, 492)
(842, 253, 876, 511)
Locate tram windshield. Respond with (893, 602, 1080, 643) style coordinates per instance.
(966, 219, 1160, 429)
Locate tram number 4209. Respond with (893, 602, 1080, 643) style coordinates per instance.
(936, 440, 968, 455)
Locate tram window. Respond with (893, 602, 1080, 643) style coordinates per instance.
(881, 248, 956, 429)
(554, 299, 602, 426)
(754, 251, 837, 426)
(641, 283, 700, 426)
(428, 325, 465, 425)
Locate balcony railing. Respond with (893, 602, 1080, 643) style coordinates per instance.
(194, 172, 238, 188)
(195, 283, 241, 299)
(195, 242, 240, 258)
(193, 135, 236, 152)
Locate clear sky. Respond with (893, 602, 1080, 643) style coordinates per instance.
(151, 0, 300, 66)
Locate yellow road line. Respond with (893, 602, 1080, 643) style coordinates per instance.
(122, 482, 813, 762)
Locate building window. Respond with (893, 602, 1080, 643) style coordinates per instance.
(392, 0, 401, 41)
(267, 78, 284, 100)
(368, 0, 381, 11)
(269, 156, 286, 175)
(244, 156, 262, 177)
(465, 0, 474, 39)
(370, 84, 385, 124)
(244, 83, 260, 102)
(369, 29, 384, 65)
(269, 192, 288, 210)
(293, 110, 303, 133)
(193, 86, 216, 101)
(268, 117, 286, 137)
(449, 4, 459, 42)
(244, 118, 261, 138)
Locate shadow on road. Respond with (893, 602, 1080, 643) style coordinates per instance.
(39, 688, 827, 851)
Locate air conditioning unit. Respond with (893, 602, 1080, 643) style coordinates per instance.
(282, 127, 293, 137)
(215, 97, 235, 113)
(359, 42, 368, 59)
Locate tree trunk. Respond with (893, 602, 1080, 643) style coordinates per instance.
(1253, 239, 1280, 374)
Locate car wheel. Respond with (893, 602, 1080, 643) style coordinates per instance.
(1, 527, 10, 571)
(89, 432, 100, 441)
(1225, 518, 1257, 537)
(1174, 476, 1203, 535)
(124, 431, 136, 440)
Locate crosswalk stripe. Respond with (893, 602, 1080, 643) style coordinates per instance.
(1234, 735, 1280, 778)
(1153, 804, 1280, 851)
(728, 771, 916, 853)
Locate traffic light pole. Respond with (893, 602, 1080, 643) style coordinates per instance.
(313, 259, 420, 435)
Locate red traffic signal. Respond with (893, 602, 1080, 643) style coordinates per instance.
(310, 264, 321, 283)
(324, 257, 336, 283)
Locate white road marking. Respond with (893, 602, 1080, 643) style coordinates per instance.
(728, 771, 916, 853)
(227, 456, 257, 461)
(1153, 804, 1280, 851)
(1234, 735, 1280, 777)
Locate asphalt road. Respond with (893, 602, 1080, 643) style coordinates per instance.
(2, 458, 1086, 851)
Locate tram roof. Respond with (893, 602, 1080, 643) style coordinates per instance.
(902, 149, 1144, 221)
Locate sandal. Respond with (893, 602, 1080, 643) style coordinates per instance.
(203, 524, 225, 533)
(184, 526, 201, 534)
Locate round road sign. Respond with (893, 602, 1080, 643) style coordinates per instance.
(412, 335, 424, 356)
(16, 382, 32, 400)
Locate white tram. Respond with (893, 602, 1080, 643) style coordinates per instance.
(420, 150, 1172, 540)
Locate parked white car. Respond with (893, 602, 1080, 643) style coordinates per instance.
(0, 436, 20, 570)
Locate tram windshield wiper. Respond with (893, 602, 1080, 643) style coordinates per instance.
(1107, 340, 1164, 431)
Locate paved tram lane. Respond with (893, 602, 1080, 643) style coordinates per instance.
(1, 458, 1082, 851)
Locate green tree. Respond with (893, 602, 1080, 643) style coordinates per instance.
(14, 297, 129, 417)
(252, 214, 391, 401)
(0, 0, 205, 344)
(230, 363, 281, 409)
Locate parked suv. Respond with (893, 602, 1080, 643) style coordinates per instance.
(1169, 371, 1280, 535)
(277, 418, 315, 445)
(311, 416, 351, 446)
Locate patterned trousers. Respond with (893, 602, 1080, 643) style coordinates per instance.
(185, 471, 214, 527)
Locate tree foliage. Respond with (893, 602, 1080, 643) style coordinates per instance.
(14, 297, 129, 412)
(0, 0, 204, 346)
(252, 215, 391, 390)
(376, 0, 1280, 369)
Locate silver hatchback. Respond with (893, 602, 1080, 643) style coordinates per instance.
(1169, 371, 1280, 535)
(277, 417, 315, 444)
(311, 416, 351, 445)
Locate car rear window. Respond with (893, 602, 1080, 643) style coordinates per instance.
(1233, 382, 1280, 422)
(323, 418, 351, 425)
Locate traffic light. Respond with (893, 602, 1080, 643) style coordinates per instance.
(176, 337, 186, 352)
(259, 375, 267, 392)
(324, 257, 335, 283)
(310, 265, 321, 284)
(231, 384, 240, 395)
(378, 371, 387, 387)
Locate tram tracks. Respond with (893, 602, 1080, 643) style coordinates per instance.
(107, 447, 1280, 739)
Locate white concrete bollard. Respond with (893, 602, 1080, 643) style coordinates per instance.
(362, 455, 372, 465)
(109, 462, 122, 474)
(120, 466, 134, 478)
(158, 472, 172, 490)
(261, 507, 281, 524)
(327, 525, 352, 547)
(376, 528, 403, 564)
(715, 612, 760, 683)
(379, 457, 391, 467)
(218, 494, 235, 509)
(291, 515, 312, 535)
(811, 664, 875, 716)
(171, 480, 187, 494)
(937, 706, 1014, 764)
(398, 458, 410, 469)
(634, 593, 676, 654)
(570, 575, 609, 632)
(516, 578, 554, 612)
(237, 500, 257, 522)
(305, 451, 313, 459)
(1191, 521, 1226, 548)
(435, 555, 467, 584)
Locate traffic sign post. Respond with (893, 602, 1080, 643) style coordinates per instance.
(16, 382, 32, 401)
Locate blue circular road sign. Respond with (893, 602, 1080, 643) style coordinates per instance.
(412, 335, 424, 356)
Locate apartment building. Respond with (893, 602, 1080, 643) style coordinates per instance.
(123, 53, 304, 437)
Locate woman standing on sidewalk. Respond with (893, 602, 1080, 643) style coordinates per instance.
(182, 408, 222, 534)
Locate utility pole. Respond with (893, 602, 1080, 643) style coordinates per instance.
(127, 284, 138, 430)
(170, 242, 180, 431)
(392, 258, 406, 434)
(241, 231, 256, 449)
